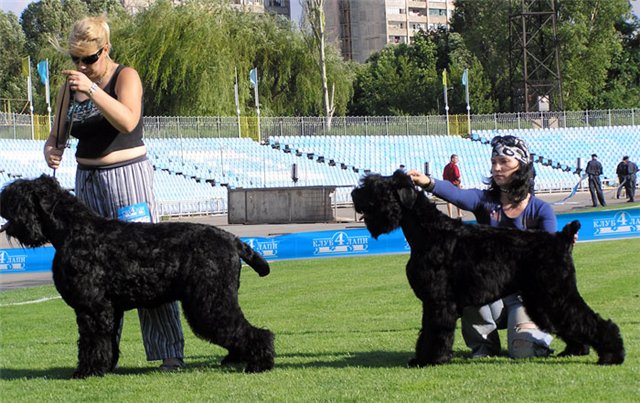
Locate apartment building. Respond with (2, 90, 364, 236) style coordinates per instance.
(330, 0, 455, 63)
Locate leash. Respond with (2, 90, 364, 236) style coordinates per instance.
(52, 80, 72, 178)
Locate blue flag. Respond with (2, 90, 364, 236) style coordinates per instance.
(461, 68, 468, 87)
(249, 68, 257, 88)
(37, 60, 48, 85)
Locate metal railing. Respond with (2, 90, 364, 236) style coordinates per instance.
(1, 109, 637, 140)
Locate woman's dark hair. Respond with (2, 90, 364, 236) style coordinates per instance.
(485, 161, 535, 203)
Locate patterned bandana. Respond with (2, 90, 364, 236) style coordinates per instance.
(491, 135, 530, 163)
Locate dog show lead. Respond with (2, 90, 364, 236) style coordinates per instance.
(42, 15, 186, 372)
(408, 135, 556, 360)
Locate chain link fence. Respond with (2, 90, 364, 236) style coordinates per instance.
(1, 109, 637, 141)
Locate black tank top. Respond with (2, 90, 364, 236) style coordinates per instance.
(68, 64, 144, 158)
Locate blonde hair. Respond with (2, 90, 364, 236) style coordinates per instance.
(67, 15, 111, 55)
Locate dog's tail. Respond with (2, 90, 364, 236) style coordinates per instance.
(237, 239, 270, 277)
(560, 220, 581, 245)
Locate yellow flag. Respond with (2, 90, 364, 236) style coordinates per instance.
(22, 57, 29, 77)
(442, 70, 448, 86)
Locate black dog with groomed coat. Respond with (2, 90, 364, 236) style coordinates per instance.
(351, 171, 624, 367)
(0, 175, 274, 378)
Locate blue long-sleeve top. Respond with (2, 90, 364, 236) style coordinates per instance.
(431, 179, 557, 233)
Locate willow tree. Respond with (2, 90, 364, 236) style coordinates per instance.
(114, 0, 354, 117)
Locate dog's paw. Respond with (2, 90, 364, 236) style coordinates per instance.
(597, 351, 625, 365)
(558, 343, 590, 357)
(407, 357, 424, 368)
(72, 368, 106, 379)
(221, 352, 244, 366)
(244, 361, 274, 373)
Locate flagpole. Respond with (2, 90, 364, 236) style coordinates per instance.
(45, 59, 51, 132)
(254, 68, 260, 143)
(463, 68, 471, 135)
(234, 67, 241, 138)
(27, 56, 35, 140)
(443, 70, 449, 136)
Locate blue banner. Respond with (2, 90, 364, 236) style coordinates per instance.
(2, 208, 638, 274)
(37, 60, 48, 85)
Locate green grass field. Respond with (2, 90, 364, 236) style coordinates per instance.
(1, 239, 638, 402)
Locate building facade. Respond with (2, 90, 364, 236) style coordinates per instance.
(327, 0, 455, 63)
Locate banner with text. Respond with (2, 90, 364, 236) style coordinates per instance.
(1, 208, 638, 274)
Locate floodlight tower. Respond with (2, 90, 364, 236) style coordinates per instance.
(510, 0, 564, 113)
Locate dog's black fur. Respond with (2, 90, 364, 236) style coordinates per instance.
(0, 175, 275, 378)
(351, 171, 624, 366)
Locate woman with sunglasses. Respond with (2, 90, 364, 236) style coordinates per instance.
(408, 135, 556, 359)
(43, 15, 185, 372)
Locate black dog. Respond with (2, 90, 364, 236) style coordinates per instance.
(0, 175, 274, 378)
(351, 171, 624, 366)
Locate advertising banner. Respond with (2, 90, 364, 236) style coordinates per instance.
(1, 208, 638, 273)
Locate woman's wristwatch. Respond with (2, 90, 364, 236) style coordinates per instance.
(87, 82, 98, 98)
(423, 176, 435, 192)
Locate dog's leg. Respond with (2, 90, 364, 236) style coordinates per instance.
(522, 285, 624, 365)
(73, 306, 116, 378)
(182, 292, 275, 373)
(557, 339, 590, 357)
(409, 302, 456, 367)
(109, 310, 124, 372)
(556, 294, 624, 365)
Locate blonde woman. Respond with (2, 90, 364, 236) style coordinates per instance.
(44, 15, 185, 372)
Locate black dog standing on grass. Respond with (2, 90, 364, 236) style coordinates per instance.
(0, 175, 275, 378)
(351, 171, 624, 367)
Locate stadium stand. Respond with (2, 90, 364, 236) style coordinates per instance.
(1, 124, 638, 218)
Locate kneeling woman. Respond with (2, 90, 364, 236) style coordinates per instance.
(408, 136, 555, 359)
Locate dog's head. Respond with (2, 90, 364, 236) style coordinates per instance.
(351, 170, 418, 238)
(0, 174, 65, 247)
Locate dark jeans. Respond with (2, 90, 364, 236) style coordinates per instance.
(588, 175, 606, 207)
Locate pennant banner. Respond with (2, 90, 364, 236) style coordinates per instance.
(249, 68, 257, 88)
(21, 57, 30, 77)
(37, 60, 48, 85)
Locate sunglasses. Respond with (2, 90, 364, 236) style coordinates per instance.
(70, 48, 103, 65)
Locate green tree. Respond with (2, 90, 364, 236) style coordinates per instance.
(556, 0, 631, 110)
(0, 11, 28, 113)
(451, 0, 512, 111)
(425, 29, 495, 115)
(118, 0, 354, 117)
(599, 16, 640, 108)
(452, 0, 635, 112)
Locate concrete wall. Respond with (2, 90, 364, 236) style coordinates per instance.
(228, 186, 336, 224)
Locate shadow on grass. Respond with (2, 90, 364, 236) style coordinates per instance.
(269, 349, 599, 369)
(0, 350, 599, 380)
(0, 365, 167, 380)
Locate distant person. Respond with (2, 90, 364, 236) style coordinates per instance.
(616, 157, 627, 199)
(442, 154, 463, 219)
(585, 154, 607, 208)
(622, 156, 637, 203)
